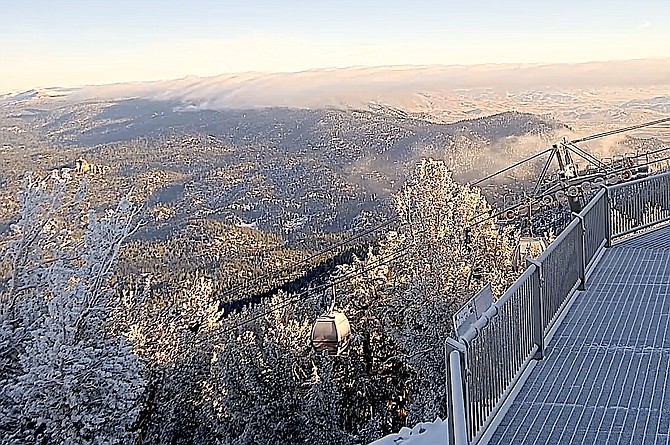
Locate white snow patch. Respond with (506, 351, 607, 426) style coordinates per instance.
(236, 220, 258, 230)
(369, 418, 448, 445)
(284, 216, 308, 231)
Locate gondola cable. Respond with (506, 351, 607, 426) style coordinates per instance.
(215, 119, 670, 329)
(219, 243, 413, 334)
(569, 116, 670, 144)
(217, 215, 402, 305)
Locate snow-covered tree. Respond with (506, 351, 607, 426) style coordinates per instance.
(206, 291, 352, 445)
(389, 159, 515, 422)
(196, 159, 515, 442)
(0, 148, 527, 444)
(0, 172, 146, 445)
(326, 240, 413, 440)
(113, 272, 223, 444)
(334, 158, 516, 426)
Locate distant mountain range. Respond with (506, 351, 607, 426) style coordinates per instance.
(1, 61, 668, 244)
(0, 86, 567, 241)
(3, 59, 669, 142)
(3, 58, 670, 110)
(623, 96, 670, 113)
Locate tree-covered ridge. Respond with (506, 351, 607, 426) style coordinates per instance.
(1, 103, 568, 240)
(2, 101, 664, 443)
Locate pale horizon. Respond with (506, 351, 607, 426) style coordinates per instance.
(4, 57, 670, 96)
(2, 0, 669, 92)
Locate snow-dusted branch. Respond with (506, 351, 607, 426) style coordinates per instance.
(0, 172, 146, 445)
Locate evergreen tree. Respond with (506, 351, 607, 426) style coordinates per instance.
(200, 290, 354, 445)
(112, 272, 222, 444)
(0, 172, 146, 445)
(334, 159, 515, 426)
(388, 159, 514, 422)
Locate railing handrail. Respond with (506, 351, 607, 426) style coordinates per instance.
(580, 187, 606, 214)
(608, 171, 670, 240)
(460, 265, 537, 344)
(535, 217, 580, 264)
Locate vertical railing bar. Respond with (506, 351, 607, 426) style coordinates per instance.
(528, 276, 533, 338)
(604, 185, 612, 246)
(490, 317, 498, 415)
(517, 288, 523, 366)
(482, 329, 488, 429)
(446, 339, 456, 445)
(502, 298, 509, 397)
(496, 304, 503, 404)
(506, 299, 512, 392)
(449, 345, 468, 445)
(532, 265, 544, 360)
(525, 280, 532, 357)
(446, 338, 467, 445)
(576, 217, 586, 290)
(470, 344, 476, 437)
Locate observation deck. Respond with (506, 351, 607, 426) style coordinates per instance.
(446, 171, 670, 445)
(490, 225, 670, 444)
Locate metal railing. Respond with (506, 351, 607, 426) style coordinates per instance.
(447, 266, 541, 445)
(609, 170, 670, 241)
(534, 217, 584, 334)
(445, 172, 670, 445)
(579, 188, 609, 270)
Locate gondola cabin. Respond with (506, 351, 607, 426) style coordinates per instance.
(311, 312, 351, 356)
(512, 237, 549, 271)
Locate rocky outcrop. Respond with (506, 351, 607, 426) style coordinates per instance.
(75, 158, 109, 175)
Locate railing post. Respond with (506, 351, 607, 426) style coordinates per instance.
(526, 261, 544, 360)
(604, 186, 612, 247)
(572, 213, 587, 290)
(445, 338, 468, 445)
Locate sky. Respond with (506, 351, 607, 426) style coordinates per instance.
(1, 0, 669, 92)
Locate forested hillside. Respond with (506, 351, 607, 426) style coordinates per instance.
(0, 160, 518, 444)
(1, 96, 666, 443)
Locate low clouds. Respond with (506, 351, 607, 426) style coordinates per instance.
(68, 59, 670, 111)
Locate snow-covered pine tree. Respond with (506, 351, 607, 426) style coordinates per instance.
(326, 240, 414, 440)
(387, 158, 515, 422)
(0, 172, 146, 445)
(205, 290, 353, 445)
(114, 272, 223, 444)
(331, 159, 515, 429)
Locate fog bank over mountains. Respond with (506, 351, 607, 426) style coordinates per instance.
(59, 58, 670, 110)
